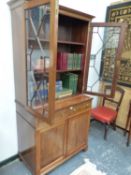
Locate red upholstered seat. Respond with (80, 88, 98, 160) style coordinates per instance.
(91, 106, 117, 124)
(91, 86, 125, 140)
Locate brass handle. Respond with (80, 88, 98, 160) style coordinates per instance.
(69, 106, 76, 111)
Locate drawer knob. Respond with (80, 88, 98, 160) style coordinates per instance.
(69, 106, 76, 111)
(69, 106, 73, 110)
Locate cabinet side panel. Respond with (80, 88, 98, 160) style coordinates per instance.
(11, 5, 26, 105)
(16, 103, 37, 128)
(17, 113, 36, 174)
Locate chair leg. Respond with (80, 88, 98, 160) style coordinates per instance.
(112, 120, 116, 131)
(127, 121, 131, 146)
(90, 118, 95, 123)
(124, 115, 130, 136)
(127, 130, 131, 147)
(104, 124, 109, 140)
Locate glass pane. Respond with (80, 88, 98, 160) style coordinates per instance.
(25, 4, 50, 117)
(87, 26, 121, 95)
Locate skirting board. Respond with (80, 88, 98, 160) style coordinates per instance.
(0, 154, 19, 168)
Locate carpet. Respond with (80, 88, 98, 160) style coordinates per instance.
(70, 159, 107, 175)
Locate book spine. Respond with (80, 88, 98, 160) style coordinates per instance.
(57, 52, 60, 70)
(63, 53, 67, 70)
(57, 52, 63, 70)
(81, 54, 84, 69)
(67, 53, 70, 70)
(73, 53, 76, 70)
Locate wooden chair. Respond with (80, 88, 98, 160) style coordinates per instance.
(124, 99, 131, 146)
(91, 85, 125, 140)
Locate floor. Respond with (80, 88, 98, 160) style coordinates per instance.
(0, 122, 131, 175)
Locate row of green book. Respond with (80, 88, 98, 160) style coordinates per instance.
(68, 53, 83, 70)
(61, 73, 78, 94)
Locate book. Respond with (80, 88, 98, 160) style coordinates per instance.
(57, 52, 62, 70)
(56, 88, 72, 99)
(56, 80, 63, 92)
(57, 52, 82, 71)
(62, 53, 67, 70)
(61, 73, 78, 94)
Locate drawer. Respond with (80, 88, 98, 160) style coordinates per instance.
(72, 102, 91, 112)
(55, 101, 91, 121)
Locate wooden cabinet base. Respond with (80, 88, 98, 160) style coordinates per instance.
(17, 95, 92, 175)
(39, 144, 87, 175)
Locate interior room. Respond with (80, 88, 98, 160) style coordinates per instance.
(0, 0, 131, 175)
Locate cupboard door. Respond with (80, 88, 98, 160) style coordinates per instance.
(67, 112, 90, 155)
(39, 124, 65, 168)
(24, 0, 58, 123)
(84, 22, 127, 97)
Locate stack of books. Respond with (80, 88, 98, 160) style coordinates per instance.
(56, 80, 63, 92)
(61, 73, 78, 94)
(56, 88, 73, 99)
(55, 80, 73, 98)
(57, 52, 83, 70)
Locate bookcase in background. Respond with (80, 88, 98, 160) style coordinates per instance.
(8, 0, 126, 175)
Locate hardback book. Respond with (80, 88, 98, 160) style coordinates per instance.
(57, 52, 82, 71)
(56, 88, 73, 99)
(61, 73, 78, 94)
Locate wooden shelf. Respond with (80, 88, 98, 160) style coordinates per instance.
(28, 37, 49, 43)
(57, 69, 82, 73)
(34, 69, 82, 74)
(28, 37, 85, 46)
(34, 69, 48, 74)
(58, 40, 85, 46)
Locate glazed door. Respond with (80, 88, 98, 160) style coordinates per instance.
(84, 23, 127, 97)
(24, 0, 58, 123)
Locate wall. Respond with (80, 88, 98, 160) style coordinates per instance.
(0, 0, 116, 162)
(0, 0, 17, 162)
(60, 0, 115, 21)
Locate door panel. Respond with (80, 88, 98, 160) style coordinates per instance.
(67, 112, 90, 155)
(40, 124, 65, 168)
(84, 22, 127, 97)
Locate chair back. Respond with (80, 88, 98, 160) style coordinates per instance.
(102, 85, 125, 112)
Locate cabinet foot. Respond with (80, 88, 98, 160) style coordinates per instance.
(19, 155, 22, 162)
(82, 147, 88, 152)
(19, 158, 22, 162)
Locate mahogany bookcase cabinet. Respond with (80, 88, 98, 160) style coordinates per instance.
(8, 0, 126, 175)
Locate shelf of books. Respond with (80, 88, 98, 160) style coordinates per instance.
(30, 52, 82, 102)
(26, 7, 88, 107)
(54, 14, 87, 100)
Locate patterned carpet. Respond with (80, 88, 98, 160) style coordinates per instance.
(0, 121, 131, 175)
(70, 159, 106, 175)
